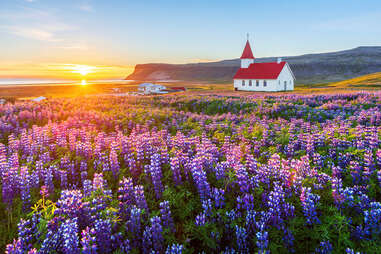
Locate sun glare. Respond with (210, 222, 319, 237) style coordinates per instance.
(71, 65, 95, 76)
(81, 80, 87, 86)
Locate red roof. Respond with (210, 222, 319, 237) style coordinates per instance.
(233, 62, 286, 79)
(240, 40, 254, 59)
(171, 87, 186, 91)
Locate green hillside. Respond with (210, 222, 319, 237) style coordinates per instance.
(330, 72, 381, 88)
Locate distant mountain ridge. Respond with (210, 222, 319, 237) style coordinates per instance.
(126, 46, 381, 84)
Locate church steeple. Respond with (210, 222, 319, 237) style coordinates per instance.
(240, 36, 255, 68)
(240, 40, 254, 59)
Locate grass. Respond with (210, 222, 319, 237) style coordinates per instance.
(1, 72, 381, 100)
(0, 82, 138, 99)
(330, 72, 381, 88)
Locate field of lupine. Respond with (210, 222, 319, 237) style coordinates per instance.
(1, 92, 381, 253)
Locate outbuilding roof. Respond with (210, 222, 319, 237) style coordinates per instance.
(233, 62, 287, 79)
(32, 96, 46, 102)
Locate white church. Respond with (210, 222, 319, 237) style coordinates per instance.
(233, 40, 295, 91)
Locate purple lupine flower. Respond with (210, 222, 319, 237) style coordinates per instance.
(349, 161, 362, 185)
(235, 164, 250, 193)
(214, 161, 228, 181)
(2, 159, 18, 211)
(117, 177, 135, 218)
(245, 210, 257, 236)
(60, 169, 68, 189)
(120, 239, 131, 253)
(30, 160, 42, 188)
(235, 225, 248, 252)
(44, 165, 54, 192)
(376, 149, 381, 167)
(315, 241, 333, 254)
(39, 217, 64, 253)
(60, 218, 80, 254)
(93, 173, 106, 190)
(300, 187, 320, 225)
(143, 216, 164, 253)
(40, 185, 49, 199)
(94, 219, 112, 253)
(226, 209, 238, 223)
(126, 206, 142, 248)
(81, 227, 97, 254)
(83, 180, 93, 197)
(190, 157, 210, 201)
(363, 202, 381, 237)
(256, 230, 269, 254)
(211, 187, 225, 209)
(134, 185, 149, 213)
(19, 166, 31, 211)
(345, 248, 361, 254)
(282, 227, 294, 251)
(165, 243, 184, 254)
(146, 153, 164, 199)
(245, 154, 259, 175)
(55, 190, 87, 222)
(201, 199, 213, 218)
(195, 212, 207, 226)
(160, 201, 175, 232)
(125, 153, 139, 178)
(237, 193, 254, 211)
(170, 156, 182, 185)
(80, 162, 88, 183)
(265, 182, 294, 228)
(109, 141, 120, 177)
(5, 239, 23, 254)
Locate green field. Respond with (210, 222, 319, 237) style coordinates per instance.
(1, 72, 381, 100)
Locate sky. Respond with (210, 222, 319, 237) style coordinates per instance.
(0, 0, 380, 80)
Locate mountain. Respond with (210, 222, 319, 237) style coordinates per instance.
(126, 46, 381, 84)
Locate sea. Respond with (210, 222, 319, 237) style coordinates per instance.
(0, 79, 135, 86)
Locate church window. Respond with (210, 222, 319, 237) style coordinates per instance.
(249, 80, 252, 86)
(264, 81, 267, 87)
(242, 80, 245, 86)
(256, 80, 259, 87)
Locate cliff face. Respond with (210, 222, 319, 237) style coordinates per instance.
(126, 47, 381, 84)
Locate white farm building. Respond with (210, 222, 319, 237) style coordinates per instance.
(233, 40, 295, 92)
(138, 83, 167, 94)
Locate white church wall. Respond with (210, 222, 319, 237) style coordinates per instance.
(233, 79, 241, 89)
(234, 79, 280, 92)
(276, 63, 294, 91)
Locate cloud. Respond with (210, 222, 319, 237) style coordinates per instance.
(78, 2, 94, 12)
(53, 42, 89, 50)
(25, 0, 35, 2)
(0, 7, 75, 43)
(2, 25, 61, 41)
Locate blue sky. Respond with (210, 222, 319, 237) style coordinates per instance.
(0, 0, 380, 79)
